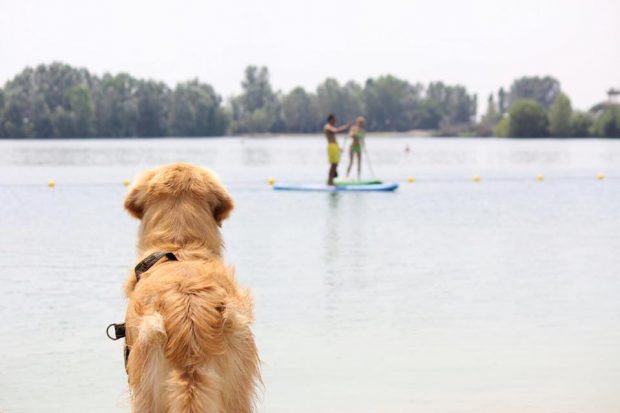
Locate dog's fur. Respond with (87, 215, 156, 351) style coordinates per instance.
(122, 163, 260, 413)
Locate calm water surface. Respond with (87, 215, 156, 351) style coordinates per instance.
(0, 137, 619, 413)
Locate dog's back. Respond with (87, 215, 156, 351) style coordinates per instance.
(125, 260, 259, 413)
(121, 164, 259, 412)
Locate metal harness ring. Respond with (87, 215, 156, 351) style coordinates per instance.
(106, 323, 125, 340)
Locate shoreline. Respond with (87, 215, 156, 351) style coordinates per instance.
(0, 131, 616, 141)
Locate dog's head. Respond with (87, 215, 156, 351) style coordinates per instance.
(124, 163, 234, 226)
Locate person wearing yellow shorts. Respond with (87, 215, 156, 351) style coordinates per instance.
(323, 114, 351, 185)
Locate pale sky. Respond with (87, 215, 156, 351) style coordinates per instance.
(0, 0, 618, 111)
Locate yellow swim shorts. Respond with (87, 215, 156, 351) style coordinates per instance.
(327, 143, 341, 164)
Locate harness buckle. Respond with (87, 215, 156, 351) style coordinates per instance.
(106, 323, 126, 340)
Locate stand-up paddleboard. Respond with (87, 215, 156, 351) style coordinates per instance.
(273, 182, 398, 192)
(333, 178, 383, 186)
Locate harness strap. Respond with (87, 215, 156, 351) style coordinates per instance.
(107, 251, 179, 371)
(135, 251, 178, 282)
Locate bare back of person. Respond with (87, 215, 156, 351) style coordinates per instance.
(324, 124, 338, 144)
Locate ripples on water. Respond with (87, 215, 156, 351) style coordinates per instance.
(0, 137, 619, 413)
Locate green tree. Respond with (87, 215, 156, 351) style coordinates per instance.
(35, 62, 94, 110)
(417, 100, 443, 129)
(51, 107, 76, 137)
(364, 75, 427, 131)
(316, 78, 364, 126)
(240, 66, 276, 113)
(136, 80, 171, 137)
(425, 81, 476, 127)
(95, 73, 139, 137)
(0, 62, 96, 138)
(591, 105, 620, 137)
(31, 97, 54, 138)
(570, 111, 592, 137)
(170, 80, 228, 136)
(281, 87, 319, 132)
(65, 85, 95, 137)
(471, 94, 478, 120)
(479, 94, 502, 136)
(494, 117, 510, 137)
(509, 76, 561, 108)
(507, 99, 549, 137)
(1, 97, 27, 137)
(549, 93, 572, 137)
(498, 87, 507, 113)
(231, 66, 280, 133)
(0, 89, 4, 137)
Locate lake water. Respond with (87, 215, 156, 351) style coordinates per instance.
(0, 137, 619, 413)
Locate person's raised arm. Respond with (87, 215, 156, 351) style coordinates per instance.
(336, 120, 352, 133)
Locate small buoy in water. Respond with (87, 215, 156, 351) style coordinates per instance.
(268, 177, 275, 186)
(407, 176, 415, 183)
(122, 179, 131, 187)
(472, 175, 481, 182)
(596, 173, 604, 181)
(48, 179, 56, 188)
(536, 174, 544, 182)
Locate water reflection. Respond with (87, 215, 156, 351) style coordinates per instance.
(242, 145, 271, 166)
(323, 192, 342, 269)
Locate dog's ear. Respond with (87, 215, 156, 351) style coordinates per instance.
(198, 167, 234, 225)
(124, 169, 156, 219)
(212, 185, 234, 225)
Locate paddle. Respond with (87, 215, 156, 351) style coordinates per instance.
(362, 138, 376, 179)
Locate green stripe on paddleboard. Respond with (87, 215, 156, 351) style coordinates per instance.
(333, 178, 383, 186)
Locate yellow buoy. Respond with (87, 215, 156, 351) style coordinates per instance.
(267, 177, 275, 186)
(536, 174, 544, 182)
(472, 175, 481, 182)
(48, 179, 56, 188)
(596, 173, 605, 181)
(122, 179, 131, 187)
(407, 176, 415, 183)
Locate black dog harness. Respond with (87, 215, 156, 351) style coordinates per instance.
(106, 252, 178, 369)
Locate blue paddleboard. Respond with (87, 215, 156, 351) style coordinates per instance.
(273, 182, 399, 192)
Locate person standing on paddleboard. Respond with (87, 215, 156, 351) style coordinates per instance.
(324, 114, 351, 185)
(346, 116, 366, 180)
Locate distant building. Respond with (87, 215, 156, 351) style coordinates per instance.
(608, 88, 620, 104)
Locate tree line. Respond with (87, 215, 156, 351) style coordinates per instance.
(0, 62, 617, 138)
(0, 62, 475, 138)
(478, 76, 620, 138)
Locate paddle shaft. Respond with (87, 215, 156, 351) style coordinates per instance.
(362, 140, 376, 178)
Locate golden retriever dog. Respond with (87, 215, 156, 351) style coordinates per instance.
(122, 163, 260, 413)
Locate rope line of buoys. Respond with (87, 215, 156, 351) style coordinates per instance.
(397, 173, 609, 184)
(0, 174, 615, 188)
(45, 180, 132, 188)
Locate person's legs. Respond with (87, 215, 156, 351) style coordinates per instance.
(346, 146, 354, 177)
(327, 143, 341, 185)
(328, 164, 338, 185)
(356, 151, 362, 179)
